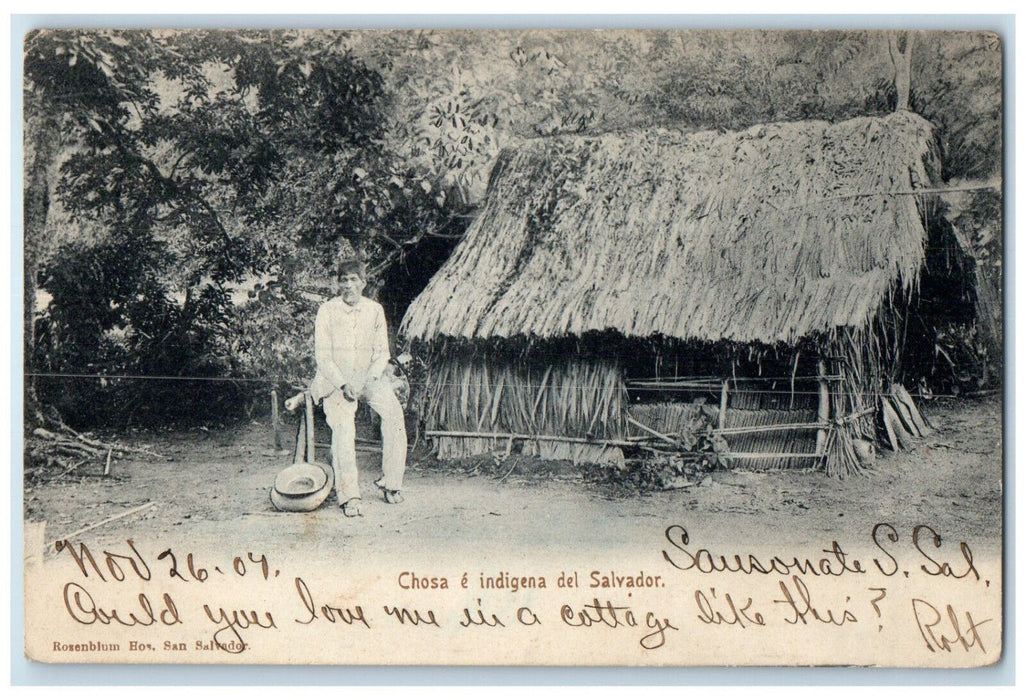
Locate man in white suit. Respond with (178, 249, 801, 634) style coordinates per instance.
(309, 259, 407, 517)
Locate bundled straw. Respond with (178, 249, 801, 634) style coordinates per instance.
(402, 112, 938, 348)
(822, 312, 907, 477)
(422, 350, 628, 464)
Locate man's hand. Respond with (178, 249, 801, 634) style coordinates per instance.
(341, 384, 357, 402)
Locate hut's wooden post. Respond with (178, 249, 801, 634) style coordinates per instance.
(305, 392, 316, 463)
(816, 361, 829, 455)
(271, 389, 282, 450)
(718, 379, 729, 430)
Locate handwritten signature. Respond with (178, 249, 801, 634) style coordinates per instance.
(911, 598, 992, 654)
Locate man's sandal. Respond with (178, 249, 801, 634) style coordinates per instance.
(374, 478, 404, 504)
(340, 498, 363, 517)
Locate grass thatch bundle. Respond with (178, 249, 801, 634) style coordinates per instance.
(423, 352, 626, 438)
(423, 352, 628, 465)
(402, 112, 939, 347)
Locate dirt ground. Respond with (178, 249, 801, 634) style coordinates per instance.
(23, 394, 1003, 566)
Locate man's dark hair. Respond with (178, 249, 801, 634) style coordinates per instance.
(338, 258, 367, 280)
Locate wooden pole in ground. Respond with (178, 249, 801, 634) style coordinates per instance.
(271, 389, 281, 450)
(816, 361, 830, 456)
(304, 393, 316, 463)
(719, 379, 729, 429)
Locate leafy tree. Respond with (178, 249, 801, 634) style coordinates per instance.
(24, 29, 192, 426)
(911, 31, 1002, 180)
(28, 29, 458, 425)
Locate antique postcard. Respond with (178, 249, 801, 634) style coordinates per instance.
(21, 27, 1004, 667)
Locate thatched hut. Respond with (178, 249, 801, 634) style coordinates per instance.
(401, 111, 969, 475)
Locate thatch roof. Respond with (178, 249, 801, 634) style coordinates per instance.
(402, 111, 940, 345)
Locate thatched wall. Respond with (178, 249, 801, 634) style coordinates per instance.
(626, 382, 822, 471)
(423, 352, 628, 465)
(720, 379, 821, 470)
(402, 112, 940, 347)
(722, 408, 820, 470)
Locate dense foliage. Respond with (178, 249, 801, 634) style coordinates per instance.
(26, 29, 456, 424)
(24, 29, 1003, 428)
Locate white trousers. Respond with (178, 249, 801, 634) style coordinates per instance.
(321, 377, 407, 502)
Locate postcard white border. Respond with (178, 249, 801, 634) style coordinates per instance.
(5, 8, 1017, 688)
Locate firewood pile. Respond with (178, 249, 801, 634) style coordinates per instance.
(25, 425, 163, 485)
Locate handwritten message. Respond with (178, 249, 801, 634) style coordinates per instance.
(26, 522, 1000, 666)
(660, 524, 993, 654)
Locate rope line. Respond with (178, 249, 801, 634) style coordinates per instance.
(26, 372, 278, 383)
(23, 371, 977, 399)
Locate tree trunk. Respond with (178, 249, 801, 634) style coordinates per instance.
(889, 31, 915, 112)
(23, 96, 62, 426)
